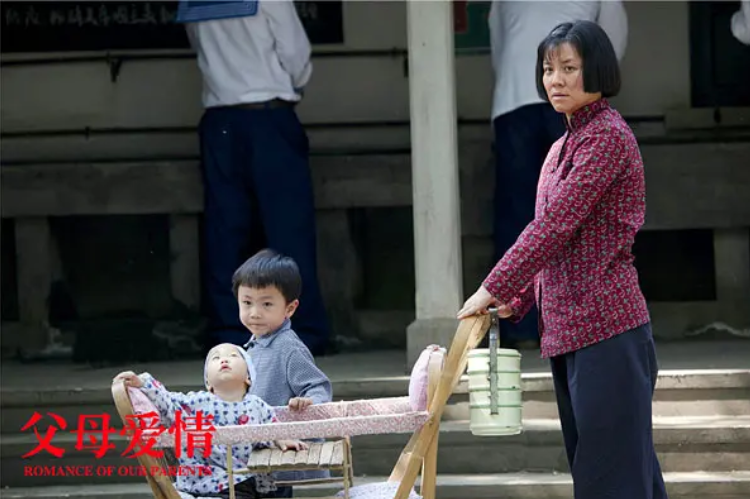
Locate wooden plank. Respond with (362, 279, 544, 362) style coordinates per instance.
(345, 437, 354, 483)
(0, 155, 412, 218)
(307, 442, 322, 466)
(293, 448, 310, 466)
(5, 123, 748, 166)
(248, 449, 271, 469)
(2, 142, 748, 232)
(640, 142, 750, 230)
(420, 350, 443, 499)
(275, 479, 344, 487)
(330, 440, 344, 467)
(281, 449, 297, 467)
(390, 316, 490, 499)
(313, 155, 412, 210)
(665, 107, 750, 130)
(457, 141, 750, 237)
(247, 441, 351, 473)
(269, 449, 284, 467)
(169, 214, 200, 310)
(1, 161, 203, 217)
(318, 441, 335, 467)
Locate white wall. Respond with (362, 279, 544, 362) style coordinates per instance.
(1, 1, 690, 150)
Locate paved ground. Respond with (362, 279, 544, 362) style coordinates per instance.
(1, 339, 748, 393)
(3, 471, 750, 499)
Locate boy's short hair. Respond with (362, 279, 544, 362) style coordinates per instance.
(232, 249, 302, 303)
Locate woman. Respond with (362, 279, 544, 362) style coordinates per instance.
(458, 21, 668, 499)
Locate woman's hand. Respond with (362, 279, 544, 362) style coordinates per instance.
(495, 303, 514, 319)
(112, 371, 143, 388)
(457, 286, 515, 320)
(457, 286, 496, 319)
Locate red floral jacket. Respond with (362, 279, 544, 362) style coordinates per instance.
(483, 99, 650, 358)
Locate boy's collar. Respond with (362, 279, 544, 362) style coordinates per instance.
(244, 318, 292, 349)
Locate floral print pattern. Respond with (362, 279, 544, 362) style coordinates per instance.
(483, 99, 651, 358)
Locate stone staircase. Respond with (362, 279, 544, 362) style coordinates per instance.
(1, 346, 749, 498)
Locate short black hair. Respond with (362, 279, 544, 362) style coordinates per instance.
(535, 20, 622, 101)
(231, 249, 302, 303)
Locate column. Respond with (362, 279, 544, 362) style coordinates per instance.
(405, 0, 464, 366)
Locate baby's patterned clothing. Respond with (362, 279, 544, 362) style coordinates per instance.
(138, 373, 276, 496)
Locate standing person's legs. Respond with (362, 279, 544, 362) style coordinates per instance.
(244, 106, 329, 356)
(549, 354, 579, 469)
(645, 328, 669, 499)
(492, 103, 563, 346)
(558, 324, 667, 499)
(199, 108, 257, 348)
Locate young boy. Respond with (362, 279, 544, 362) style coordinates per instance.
(233, 249, 333, 496)
(113, 343, 306, 499)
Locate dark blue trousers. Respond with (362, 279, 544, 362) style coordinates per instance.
(550, 324, 669, 499)
(198, 105, 329, 355)
(493, 103, 565, 343)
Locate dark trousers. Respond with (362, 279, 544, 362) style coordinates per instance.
(550, 324, 669, 499)
(493, 103, 565, 342)
(198, 105, 329, 355)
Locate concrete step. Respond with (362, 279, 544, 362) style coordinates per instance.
(2, 368, 749, 434)
(1, 472, 749, 499)
(3, 417, 748, 488)
(350, 416, 750, 476)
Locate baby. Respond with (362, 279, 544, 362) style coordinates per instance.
(113, 343, 306, 499)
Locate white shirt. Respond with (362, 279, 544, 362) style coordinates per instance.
(489, 1, 628, 120)
(731, 0, 750, 45)
(185, 0, 312, 108)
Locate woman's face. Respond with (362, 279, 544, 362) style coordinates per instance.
(542, 42, 601, 116)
